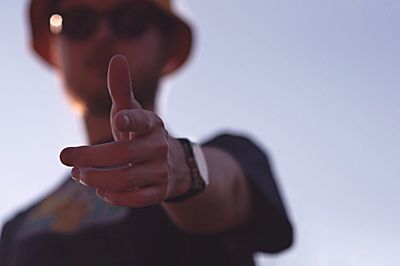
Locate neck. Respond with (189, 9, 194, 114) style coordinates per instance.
(83, 102, 155, 145)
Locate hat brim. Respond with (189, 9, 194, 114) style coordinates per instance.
(29, 0, 193, 73)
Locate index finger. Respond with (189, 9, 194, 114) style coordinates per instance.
(107, 55, 142, 110)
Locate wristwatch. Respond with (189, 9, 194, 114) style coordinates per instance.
(164, 138, 209, 203)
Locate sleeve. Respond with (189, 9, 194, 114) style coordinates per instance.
(0, 220, 13, 266)
(203, 133, 294, 253)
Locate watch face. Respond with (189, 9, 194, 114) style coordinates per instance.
(192, 144, 209, 185)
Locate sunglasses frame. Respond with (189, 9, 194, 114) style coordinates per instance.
(49, 2, 169, 41)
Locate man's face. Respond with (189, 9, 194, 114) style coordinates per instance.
(50, 0, 168, 114)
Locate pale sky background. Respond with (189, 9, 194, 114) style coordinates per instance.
(1, 0, 399, 265)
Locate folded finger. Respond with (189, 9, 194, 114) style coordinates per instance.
(99, 186, 167, 207)
(114, 109, 163, 135)
(73, 162, 169, 191)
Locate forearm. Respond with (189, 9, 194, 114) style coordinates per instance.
(162, 144, 253, 234)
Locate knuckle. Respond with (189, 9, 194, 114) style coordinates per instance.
(162, 163, 171, 177)
(142, 114, 152, 131)
(155, 164, 169, 180)
(154, 140, 169, 157)
(121, 152, 134, 164)
(152, 113, 164, 128)
(119, 142, 136, 162)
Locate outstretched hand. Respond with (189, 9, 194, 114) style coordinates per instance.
(60, 55, 189, 207)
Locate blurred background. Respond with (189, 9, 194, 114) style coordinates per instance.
(1, 0, 399, 265)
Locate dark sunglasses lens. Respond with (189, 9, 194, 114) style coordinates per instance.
(110, 6, 151, 38)
(62, 8, 97, 40)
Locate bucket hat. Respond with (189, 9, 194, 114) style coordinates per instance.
(28, 0, 193, 72)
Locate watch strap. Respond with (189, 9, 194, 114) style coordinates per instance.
(164, 138, 207, 203)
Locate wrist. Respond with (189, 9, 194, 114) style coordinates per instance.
(167, 137, 192, 198)
(164, 138, 209, 203)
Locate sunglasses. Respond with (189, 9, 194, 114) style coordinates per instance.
(50, 3, 160, 40)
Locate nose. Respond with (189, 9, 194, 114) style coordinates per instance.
(92, 17, 114, 42)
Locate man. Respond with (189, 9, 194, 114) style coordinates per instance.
(0, 0, 293, 265)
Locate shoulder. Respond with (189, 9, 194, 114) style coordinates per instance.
(202, 132, 269, 157)
(201, 132, 273, 178)
(0, 177, 70, 242)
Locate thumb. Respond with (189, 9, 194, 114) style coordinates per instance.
(107, 55, 142, 111)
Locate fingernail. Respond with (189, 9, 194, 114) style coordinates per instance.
(97, 189, 106, 197)
(71, 167, 80, 182)
(72, 167, 88, 186)
(103, 192, 112, 203)
(79, 177, 87, 186)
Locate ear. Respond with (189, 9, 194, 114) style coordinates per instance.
(159, 32, 186, 76)
(160, 57, 180, 76)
